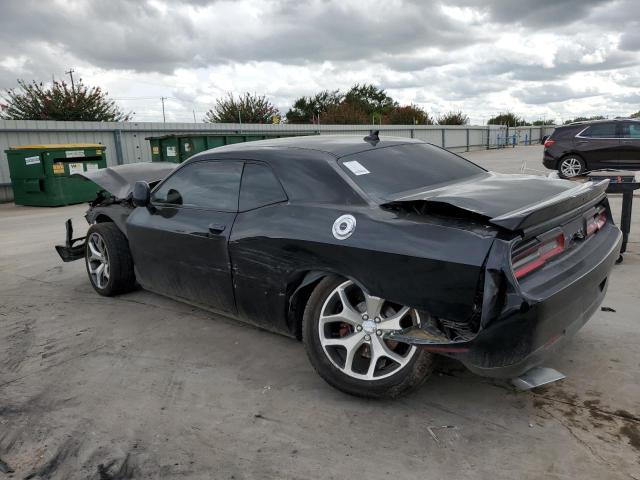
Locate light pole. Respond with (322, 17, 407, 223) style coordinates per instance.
(65, 68, 76, 93)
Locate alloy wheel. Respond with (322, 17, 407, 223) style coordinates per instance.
(560, 157, 583, 177)
(87, 232, 110, 289)
(318, 280, 419, 380)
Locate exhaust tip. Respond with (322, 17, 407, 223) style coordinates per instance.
(511, 367, 565, 391)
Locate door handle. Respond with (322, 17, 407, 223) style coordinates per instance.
(621, 140, 633, 144)
(208, 223, 226, 235)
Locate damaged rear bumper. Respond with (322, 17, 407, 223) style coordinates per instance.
(55, 219, 86, 262)
(390, 225, 622, 379)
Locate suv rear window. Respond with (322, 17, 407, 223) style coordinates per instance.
(338, 143, 485, 199)
(551, 126, 582, 139)
(580, 123, 617, 138)
(621, 122, 640, 139)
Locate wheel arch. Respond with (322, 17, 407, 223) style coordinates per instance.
(87, 208, 129, 238)
(287, 270, 331, 340)
(286, 268, 382, 339)
(286, 269, 369, 340)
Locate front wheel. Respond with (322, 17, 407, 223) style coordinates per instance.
(85, 223, 136, 296)
(302, 276, 434, 399)
(558, 155, 585, 178)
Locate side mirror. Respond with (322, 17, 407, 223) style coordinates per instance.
(132, 181, 151, 208)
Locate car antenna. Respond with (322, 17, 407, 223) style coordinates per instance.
(364, 130, 380, 146)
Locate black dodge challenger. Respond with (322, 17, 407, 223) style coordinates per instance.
(57, 134, 622, 398)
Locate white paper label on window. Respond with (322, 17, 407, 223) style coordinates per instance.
(85, 163, 99, 171)
(166, 146, 177, 157)
(25, 156, 40, 165)
(343, 160, 370, 176)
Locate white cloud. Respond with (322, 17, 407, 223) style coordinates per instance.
(0, 0, 638, 124)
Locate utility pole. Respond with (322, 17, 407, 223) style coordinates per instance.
(161, 97, 167, 123)
(65, 68, 75, 93)
(192, 109, 196, 123)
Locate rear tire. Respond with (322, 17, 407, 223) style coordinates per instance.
(302, 275, 434, 399)
(85, 223, 136, 296)
(558, 155, 586, 178)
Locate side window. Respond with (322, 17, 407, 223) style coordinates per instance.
(239, 163, 287, 212)
(621, 123, 640, 139)
(580, 123, 617, 138)
(151, 160, 243, 211)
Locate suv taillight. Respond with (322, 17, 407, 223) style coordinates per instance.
(544, 139, 556, 148)
(512, 234, 565, 280)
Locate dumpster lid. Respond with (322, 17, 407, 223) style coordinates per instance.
(9, 143, 104, 150)
(72, 162, 177, 199)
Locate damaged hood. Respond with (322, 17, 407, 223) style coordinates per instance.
(73, 162, 177, 199)
(383, 173, 609, 231)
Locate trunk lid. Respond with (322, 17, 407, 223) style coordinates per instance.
(382, 173, 609, 232)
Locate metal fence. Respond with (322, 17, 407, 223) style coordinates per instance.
(0, 120, 555, 203)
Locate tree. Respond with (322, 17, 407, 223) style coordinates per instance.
(0, 79, 129, 121)
(436, 111, 469, 125)
(288, 84, 439, 125)
(320, 102, 369, 124)
(285, 90, 342, 123)
(205, 92, 279, 123)
(384, 104, 433, 125)
(563, 115, 605, 125)
(629, 111, 639, 118)
(344, 83, 397, 120)
(532, 119, 556, 126)
(487, 112, 528, 127)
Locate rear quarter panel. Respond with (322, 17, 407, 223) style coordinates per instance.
(229, 203, 497, 334)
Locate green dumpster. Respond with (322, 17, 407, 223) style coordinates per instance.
(5, 144, 107, 206)
(147, 133, 316, 163)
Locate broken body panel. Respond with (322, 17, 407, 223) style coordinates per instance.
(56, 136, 622, 379)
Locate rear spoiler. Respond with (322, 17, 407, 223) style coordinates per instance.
(489, 179, 609, 232)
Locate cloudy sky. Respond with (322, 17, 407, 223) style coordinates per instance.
(1, 0, 639, 124)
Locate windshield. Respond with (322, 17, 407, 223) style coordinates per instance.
(338, 143, 486, 199)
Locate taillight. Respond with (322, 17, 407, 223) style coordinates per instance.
(512, 234, 565, 280)
(586, 211, 607, 236)
(544, 139, 556, 148)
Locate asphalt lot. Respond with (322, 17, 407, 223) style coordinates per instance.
(1, 145, 639, 479)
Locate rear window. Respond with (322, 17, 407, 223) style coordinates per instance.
(621, 122, 640, 139)
(551, 126, 582, 139)
(338, 143, 485, 198)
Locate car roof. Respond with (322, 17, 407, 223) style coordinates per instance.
(562, 118, 639, 127)
(192, 134, 425, 159)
